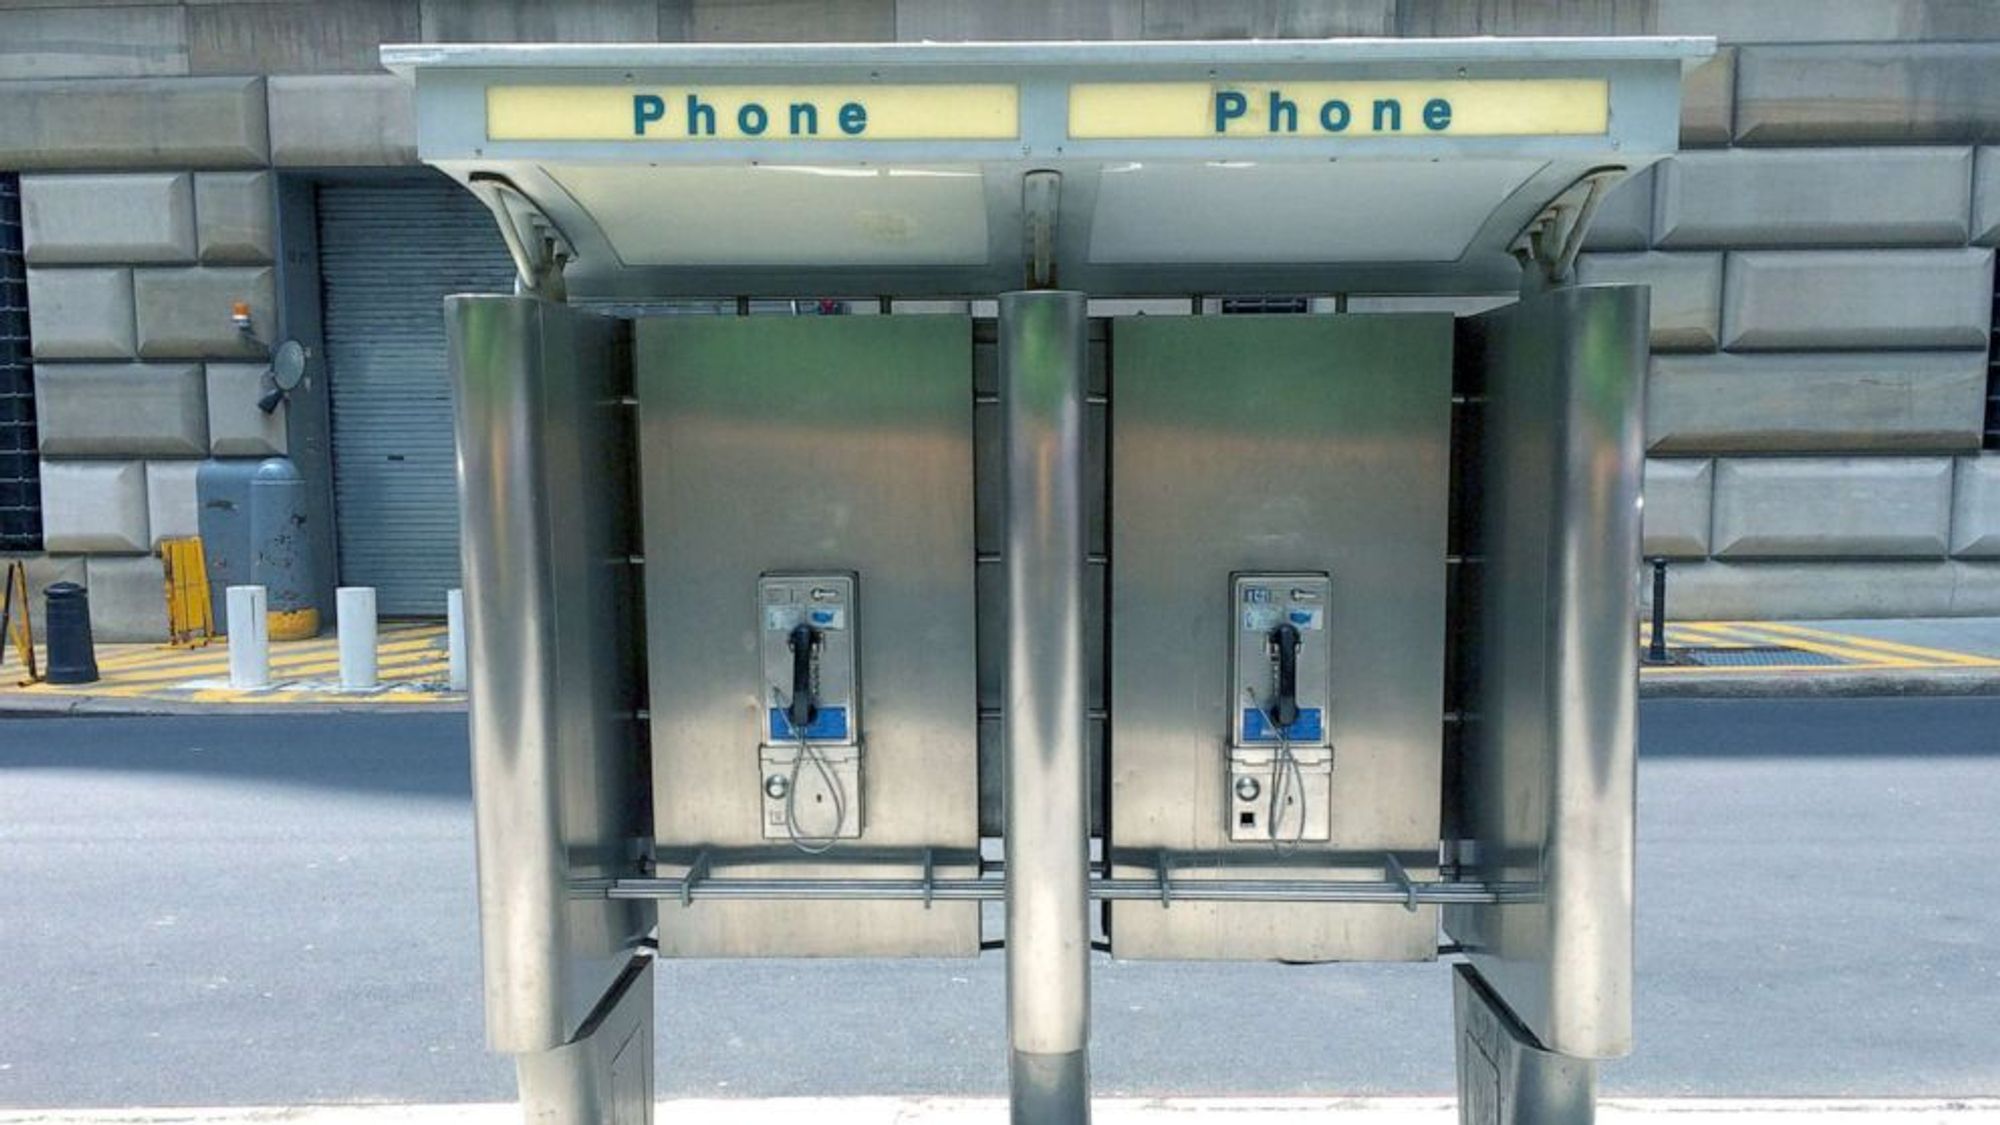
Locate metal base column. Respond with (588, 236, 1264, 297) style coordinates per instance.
(515, 957, 656, 1125)
(1000, 290, 1092, 1125)
(1012, 1050, 1090, 1124)
(1453, 964, 1597, 1125)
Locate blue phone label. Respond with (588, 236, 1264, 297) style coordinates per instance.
(1242, 707, 1323, 743)
(770, 705, 849, 741)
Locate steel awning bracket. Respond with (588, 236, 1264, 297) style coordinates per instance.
(1512, 165, 1625, 290)
(466, 173, 576, 301)
(1021, 170, 1062, 290)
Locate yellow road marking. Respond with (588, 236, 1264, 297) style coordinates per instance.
(1688, 623, 1904, 666)
(1745, 622, 2000, 668)
(1640, 624, 1753, 649)
(181, 686, 452, 704)
(78, 640, 447, 685)
(1647, 661, 1932, 674)
(91, 630, 443, 674)
(77, 655, 448, 691)
(1635, 619, 2000, 674)
(1665, 623, 1757, 646)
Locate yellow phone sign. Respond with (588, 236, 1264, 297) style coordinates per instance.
(483, 79, 1607, 142)
(487, 85, 1020, 141)
(1069, 80, 1609, 138)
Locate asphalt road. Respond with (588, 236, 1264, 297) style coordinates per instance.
(2, 698, 1997, 1107)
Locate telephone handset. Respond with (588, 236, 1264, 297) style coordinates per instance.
(1268, 622, 1301, 730)
(787, 622, 820, 732)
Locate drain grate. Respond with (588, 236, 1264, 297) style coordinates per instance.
(1682, 646, 1845, 668)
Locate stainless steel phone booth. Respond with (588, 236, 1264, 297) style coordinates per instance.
(390, 35, 1710, 1125)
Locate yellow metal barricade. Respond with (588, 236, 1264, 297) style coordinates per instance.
(158, 537, 216, 649)
(0, 559, 38, 683)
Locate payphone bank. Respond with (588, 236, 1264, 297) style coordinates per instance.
(395, 35, 1707, 1125)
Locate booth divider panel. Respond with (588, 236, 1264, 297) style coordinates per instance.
(1106, 312, 1453, 962)
(447, 297, 655, 1051)
(1443, 286, 1647, 1060)
(635, 314, 980, 958)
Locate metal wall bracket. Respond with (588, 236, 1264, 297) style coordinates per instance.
(1021, 171, 1062, 289)
(1511, 166, 1625, 289)
(467, 174, 576, 301)
(680, 849, 708, 908)
(1385, 853, 1420, 913)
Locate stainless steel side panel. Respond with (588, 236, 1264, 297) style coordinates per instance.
(637, 315, 979, 957)
(447, 297, 654, 1053)
(516, 957, 657, 1125)
(1108, 314, 1453, 961)
(1443, 285, 1648, 1060)
(1454, 964, 1596, 1125)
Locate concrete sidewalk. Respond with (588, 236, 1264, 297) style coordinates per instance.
(0, 622, 460, 715)
(5, 618, 2000, 715)
(3, 1100, 1998, 1124)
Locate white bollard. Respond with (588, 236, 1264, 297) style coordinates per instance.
(337, 586, 378, 690)
(226, 585, 269, 689)
(446, 588, 467, 691)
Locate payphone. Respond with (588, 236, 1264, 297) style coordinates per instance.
(406, 33, 1703, 1125)
(757, 572, 861, 847)
(1229, 572, 1334, 844)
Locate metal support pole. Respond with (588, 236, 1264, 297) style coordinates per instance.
(226, 585, 268, 689)
(337, 586, 378, 690)
(1646, 558, 1668, 664)
(999, 289, 1091, 1125)
(446, 588, 467, 691)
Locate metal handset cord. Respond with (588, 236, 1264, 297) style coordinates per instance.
(1246, 686, 1309, 850)
(772, 683, 849, 854)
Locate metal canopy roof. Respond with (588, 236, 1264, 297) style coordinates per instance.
(385, 38, 1710, 299)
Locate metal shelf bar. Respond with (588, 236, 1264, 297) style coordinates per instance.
(602, 875, 1537, 905)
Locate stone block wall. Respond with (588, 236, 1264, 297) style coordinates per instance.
(0, 0, 1998, 628)
(1581, 30, 2000, 618)
(14, 158, 278, 638)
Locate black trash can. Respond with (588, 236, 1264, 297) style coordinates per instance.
(43, 581, 99, 685)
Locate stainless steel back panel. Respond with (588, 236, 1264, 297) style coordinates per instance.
(1107, 313, 1453, 962)
(447, 297, 654, 1052)
(1443, 286, 1647, 1059)
(637, 315, 979, 957)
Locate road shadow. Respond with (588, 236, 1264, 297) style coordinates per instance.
(0, 712, 473, 798)
(1640, 695, 2000, 758)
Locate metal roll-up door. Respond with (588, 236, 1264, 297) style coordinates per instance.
(318, 178, 513, 616)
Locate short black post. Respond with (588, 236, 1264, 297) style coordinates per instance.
(1647, 557, 1669, 665)
(43, 581, 99, 685)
